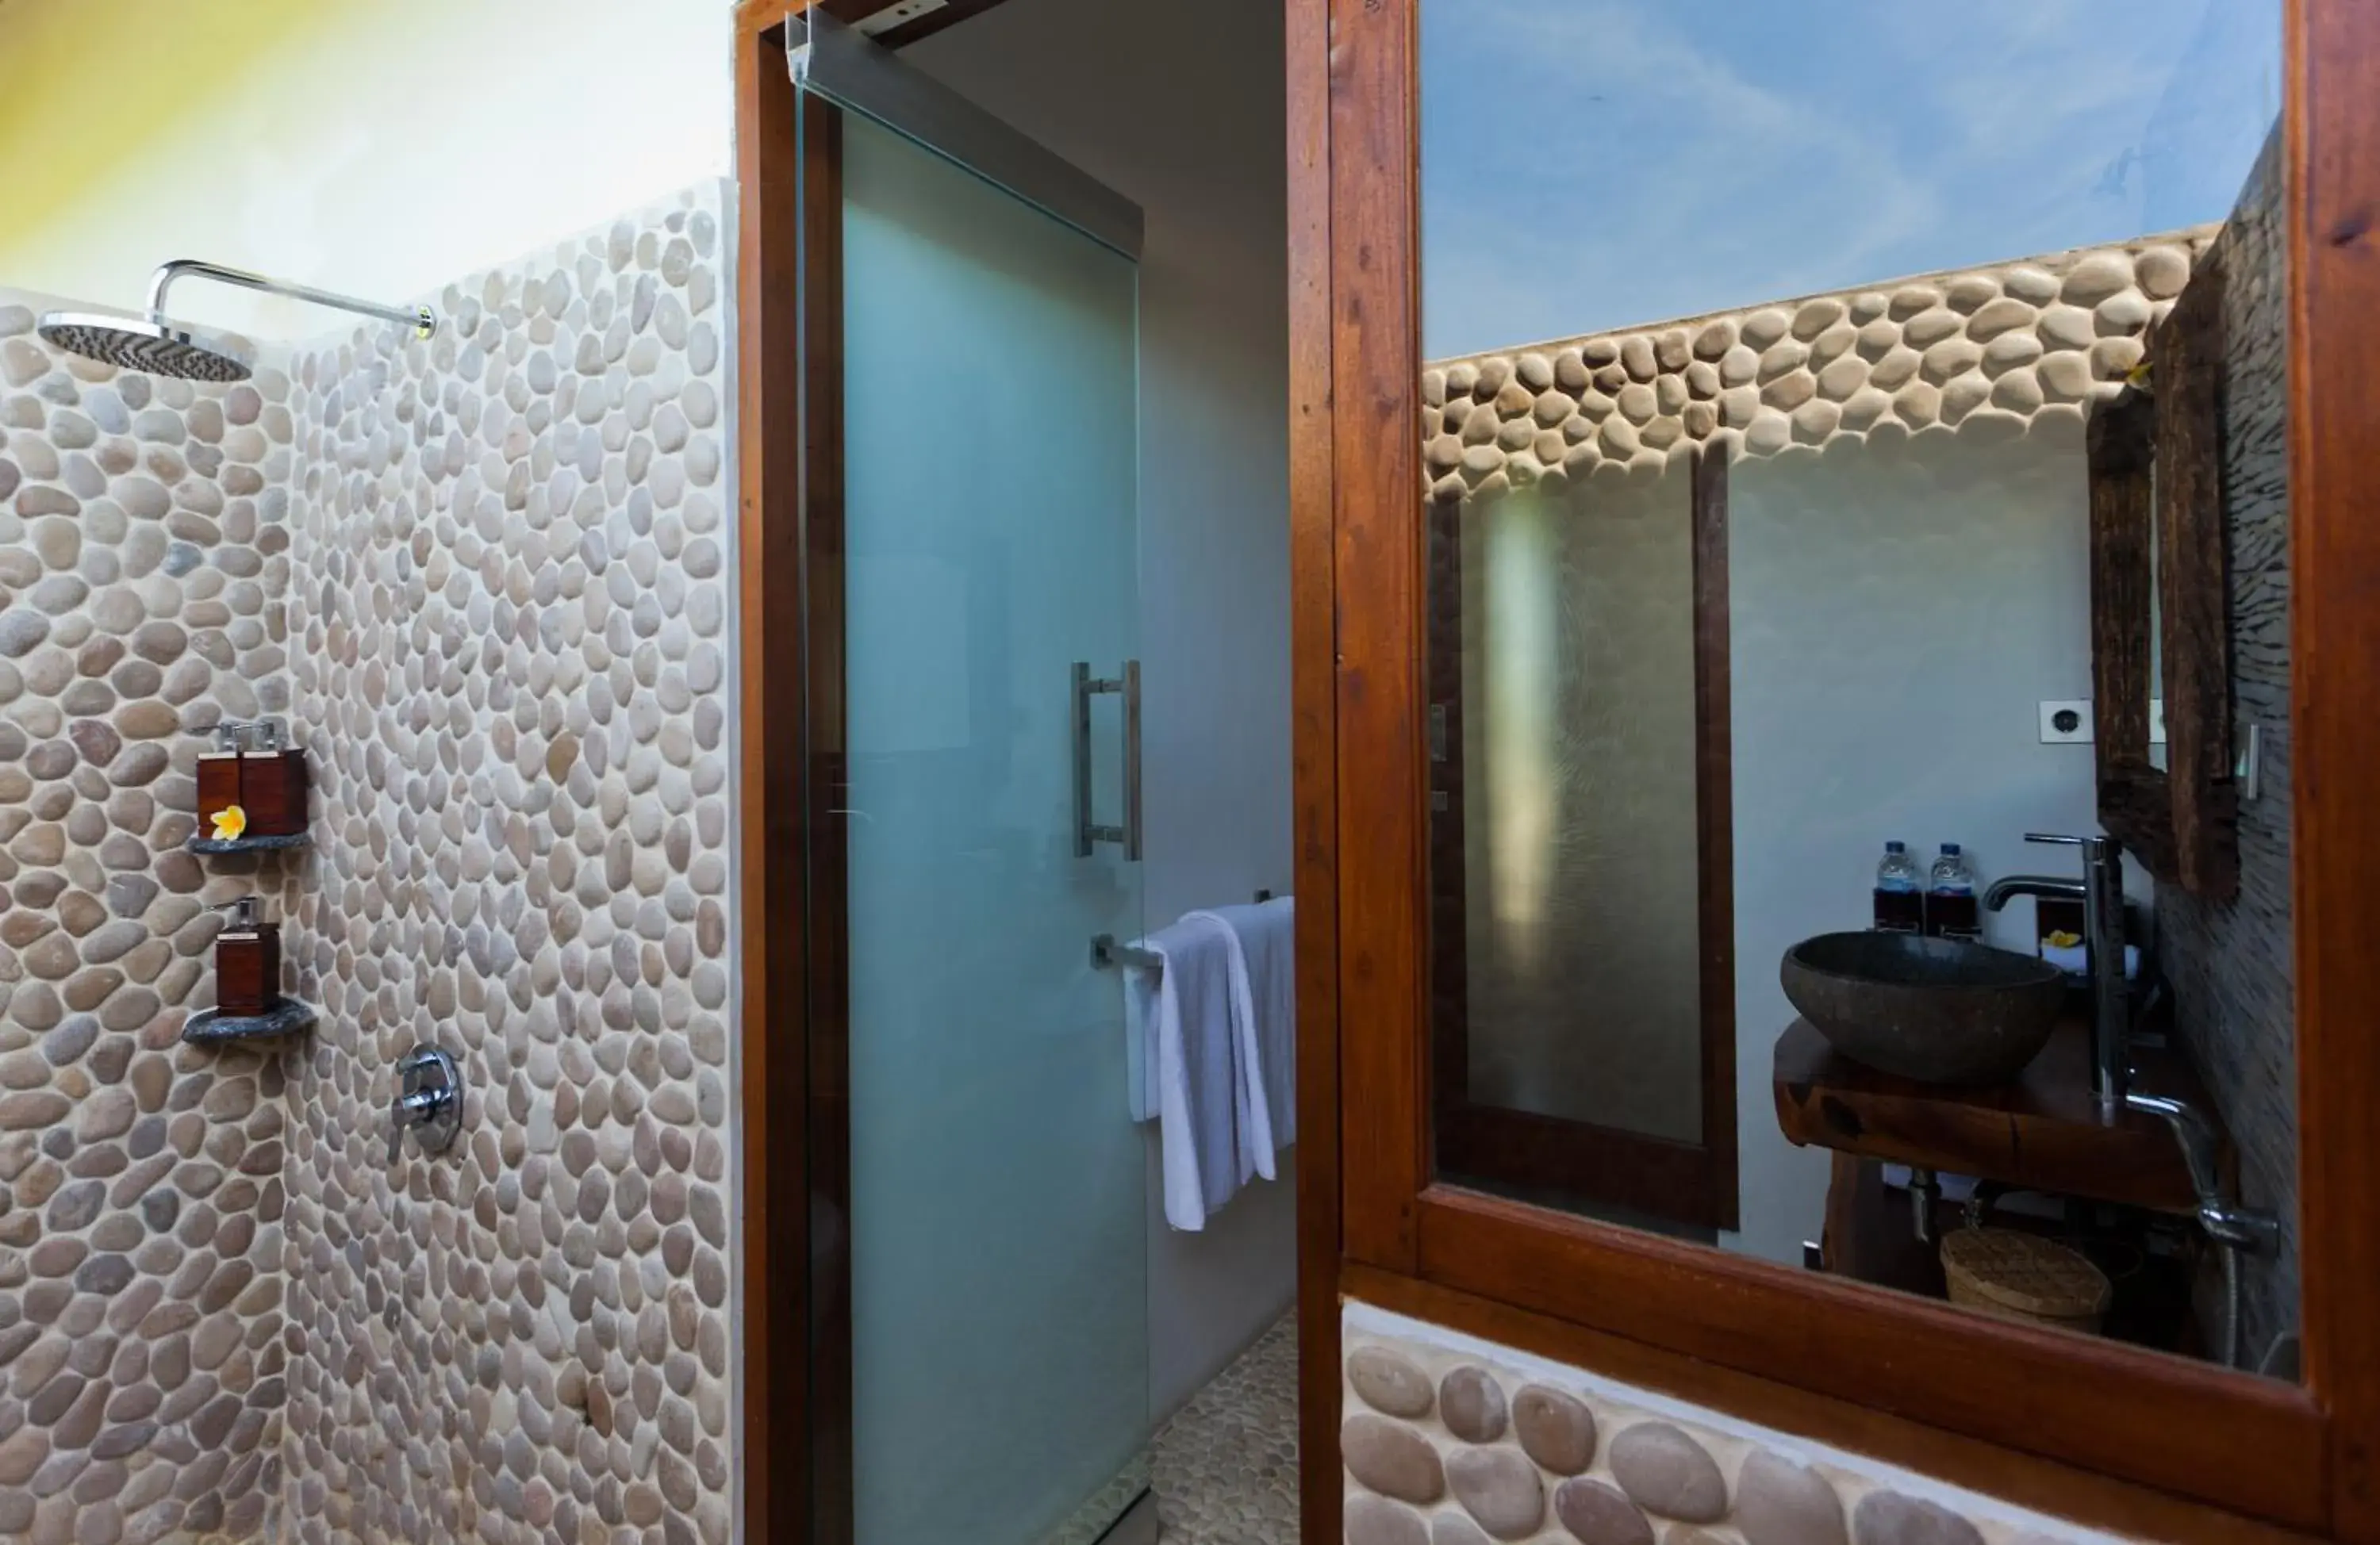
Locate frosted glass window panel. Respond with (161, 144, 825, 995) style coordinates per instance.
(835, 112, 1149, 1545)
(1459, 470, 1703, 1144)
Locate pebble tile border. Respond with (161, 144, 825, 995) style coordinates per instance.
(1422, 228, 2217, 502)
(1344, 1303, 2128, 1545)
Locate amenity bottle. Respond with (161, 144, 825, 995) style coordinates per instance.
(1873, 842, 1923, 933)
(1927, 843, 1983, 941)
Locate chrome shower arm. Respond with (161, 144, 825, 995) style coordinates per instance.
(146, 259, 436, 338)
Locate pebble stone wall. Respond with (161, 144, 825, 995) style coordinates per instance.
(0, 293, 294, 1544)
(1344, 1309, 2116, 1545)
(1423, 229, 2217, 502)
(275, 184, 735, 1545)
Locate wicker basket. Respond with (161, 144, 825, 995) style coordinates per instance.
(1940, 1227, 2112, 1333)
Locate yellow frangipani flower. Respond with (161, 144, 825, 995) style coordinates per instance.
(210, 805, 248, 842)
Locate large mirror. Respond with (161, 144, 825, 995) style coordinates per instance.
(1422, 0, 2295, 1378)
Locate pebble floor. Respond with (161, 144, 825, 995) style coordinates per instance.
(1151, 1314, 1299, 1544)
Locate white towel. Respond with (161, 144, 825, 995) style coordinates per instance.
(1184, 897, 1296, 1179)
(1121, 913, 1244, 1230)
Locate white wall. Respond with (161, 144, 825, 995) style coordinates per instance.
(0, 0, 734, 335)
(912, 0, 1298, 1420)
(1723, 419, 2108, 1265)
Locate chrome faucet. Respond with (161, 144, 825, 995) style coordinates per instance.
(1983, 833, 2129, 1120)
(2123, 1094, 2280, 1255)
(2126, 1091, 2280, 1367)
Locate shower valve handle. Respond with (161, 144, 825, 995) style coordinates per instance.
(390, 1045, 463, 1162)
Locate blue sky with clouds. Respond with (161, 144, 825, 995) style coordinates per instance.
(1421, 0, 2282, 357)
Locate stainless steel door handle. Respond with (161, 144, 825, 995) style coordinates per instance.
(1072, 660, 1142, 861)
(390, 1044, 463, 1161)
(1122, 659, 1142, 861)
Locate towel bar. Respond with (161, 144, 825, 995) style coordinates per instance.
(1091, 934, 1164, 972)
(1090, 893, 1283, 974)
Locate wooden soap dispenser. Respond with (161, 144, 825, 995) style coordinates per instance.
(239, 716, 309, 838)
(215, 896, 282, 1018)
(198, 720, 248, 836)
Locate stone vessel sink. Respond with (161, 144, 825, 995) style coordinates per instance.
(1780, 931, 2067, 1086)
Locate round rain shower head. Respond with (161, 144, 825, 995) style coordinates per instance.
(36, 311, 255, 383)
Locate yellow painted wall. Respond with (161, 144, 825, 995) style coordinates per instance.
(0, 0, 334, 247)
(0, 0, 735, 333)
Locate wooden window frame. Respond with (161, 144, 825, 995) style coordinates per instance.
(1290, 0, 2380, 1540)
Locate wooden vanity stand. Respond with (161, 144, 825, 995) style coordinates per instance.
(1773, 1013, 2224, 1217)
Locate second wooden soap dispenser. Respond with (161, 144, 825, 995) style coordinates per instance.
(214, 897, 282, 1018)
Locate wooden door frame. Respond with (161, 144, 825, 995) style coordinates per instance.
(737, 13, 809, 1545)
(1289, 0, 2380, 1541)
(736, 6, 1022, 1544)
(1284, 1, 1344, 1539)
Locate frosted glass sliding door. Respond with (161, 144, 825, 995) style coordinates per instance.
(806, 82, 1149, 1545)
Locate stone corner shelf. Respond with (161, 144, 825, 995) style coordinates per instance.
(182, 999, 317, 1047)
(186, 831, 311, 857)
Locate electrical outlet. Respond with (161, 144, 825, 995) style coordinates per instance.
(2039, 700, 2094, 744)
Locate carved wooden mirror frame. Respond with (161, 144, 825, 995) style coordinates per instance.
(2087, 251, 2240, 898)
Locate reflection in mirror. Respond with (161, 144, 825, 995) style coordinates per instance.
(1422, 0, 2294, 1378)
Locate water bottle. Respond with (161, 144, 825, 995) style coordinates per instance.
(1927, 843, 1982, 941)
(1873, 842, 1923, 933)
